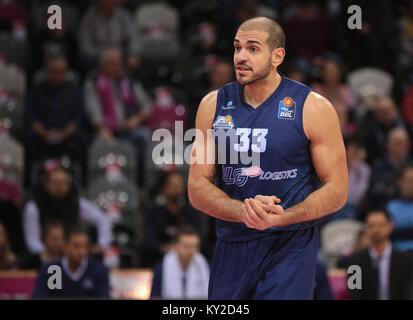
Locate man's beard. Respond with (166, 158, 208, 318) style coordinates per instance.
(236, 58, 272, 86)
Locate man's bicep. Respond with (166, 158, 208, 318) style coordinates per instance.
(305, 93, 348, 185)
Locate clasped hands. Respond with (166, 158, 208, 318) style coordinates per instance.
(241, 195, 286, 230)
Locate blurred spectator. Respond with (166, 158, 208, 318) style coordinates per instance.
(358, 96, 406, 165)
(282, 58, 312, 85)
(181, 0, 220, 30)
(23, 167, 111, 256)
(209, 60, 234, 90)
(142, 171, 203, 268)
(84, 48, 152, 187)
(0, 0, 26, 32)
(145, 87, 188, 134)
(78, 0, 140, 72)
(32, 226, 110, 299)
(387, 164, 413, 252)
(338, 0, 397, 73)
(346, 137, 370, 208)
(347, 209, 413, 300)
(398, 0, 413, 72)
(0, 222, 18, 270)
(188, 59, 234, 126)
(365, 128, 411, 210)
(337, 228, 371, 269)
(402, 81, 413, 129)
(311, 53, 356, 110)
(24, 55, 85, 186)
(284, 0, 335, 63)
(150, 226, 209, 299)
(30, 4, 78, 70)
(0, 177, 25, 254)
(327, 137, 370, 221)
(134, 1, 180, 60)
(22, 221, 64, 270)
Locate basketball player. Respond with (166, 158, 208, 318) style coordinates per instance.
(188, 17, 348, 299)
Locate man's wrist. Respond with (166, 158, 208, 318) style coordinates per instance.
(278, 208, 294, 227)
(233, 199, 244, 223)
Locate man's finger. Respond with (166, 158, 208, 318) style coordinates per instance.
(268, 203, 284, 215)
(248, 198, 270, 220)
(254, 195, 281, 205)
(242, 204, 257, 229)
(244, 199, 264, 227)
(270, 195, 281, 204)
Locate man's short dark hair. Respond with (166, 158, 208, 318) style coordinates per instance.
(364, 208, 392, 222)
(64, 225, 89, 242)
(173, 225, 200, 243)
(238, 17, 285, 51)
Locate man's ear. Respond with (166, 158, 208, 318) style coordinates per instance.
(272, 47, 285, 68)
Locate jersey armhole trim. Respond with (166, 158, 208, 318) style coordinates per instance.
(212, 88, 222, 128)
(299, 90, 312, 144)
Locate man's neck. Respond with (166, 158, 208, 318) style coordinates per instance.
(372, 241, 390, 257)
(68, 260, 82, 273)
(243, 71, 282, 108)
(179, 257, 190, 271)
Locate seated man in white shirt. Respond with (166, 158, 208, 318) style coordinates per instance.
(23, 167, 111, 257)
(150, 226, 210, 299)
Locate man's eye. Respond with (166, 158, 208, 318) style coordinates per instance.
(250, 47, 258, 52)
(234, 46, 241, 51)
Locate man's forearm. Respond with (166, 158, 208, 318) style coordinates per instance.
(188, 177, 244, 223)
(279, 182, 347, 227)
(63, 122, 77, 137)
(32, 121, 47, 138)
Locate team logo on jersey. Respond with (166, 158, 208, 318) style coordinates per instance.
(221, 101, 236, 110)
(278, 96, 296, 120)
(213, 114, 235, 129)
(222, 165, 298, 187)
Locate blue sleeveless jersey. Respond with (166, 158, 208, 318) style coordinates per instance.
(212, 75, 320, 242)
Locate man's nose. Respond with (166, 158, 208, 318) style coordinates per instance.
(235, 48, 248, 64)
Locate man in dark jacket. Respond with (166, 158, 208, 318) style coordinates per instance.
(347, 209, 413, 300)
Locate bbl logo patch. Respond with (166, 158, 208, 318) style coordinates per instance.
(278, 97, 296, 120)
(213, 115, 235, 129)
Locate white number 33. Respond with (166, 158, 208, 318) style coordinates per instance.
(234, 128, 268, 153)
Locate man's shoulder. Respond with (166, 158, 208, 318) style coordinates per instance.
(199, 82, 237, 111)
(391, 248, 413, 263)
(284, 76, 311, 92)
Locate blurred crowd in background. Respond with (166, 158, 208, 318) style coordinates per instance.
(1, 0, 413, 299)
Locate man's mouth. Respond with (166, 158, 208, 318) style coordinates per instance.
(236, 65, 252, 71)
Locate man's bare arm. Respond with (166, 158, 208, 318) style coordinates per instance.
(188, 91, 244, 223)
(273, 92, 348, 226)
